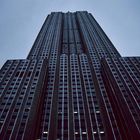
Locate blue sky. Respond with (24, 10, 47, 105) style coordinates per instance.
(0, 0, 140, 68)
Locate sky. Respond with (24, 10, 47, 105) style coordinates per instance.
(0, 0, 140, 68)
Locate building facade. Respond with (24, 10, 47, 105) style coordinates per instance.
(0, 11, 140, 140)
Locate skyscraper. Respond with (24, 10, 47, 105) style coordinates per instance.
(0, 11, 140, 140)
